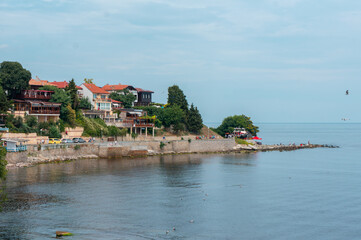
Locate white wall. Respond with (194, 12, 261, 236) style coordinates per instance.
(80, 84, 96, 109)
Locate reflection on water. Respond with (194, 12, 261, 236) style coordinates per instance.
(1, 138, 361, 240)
(0, 153, 257, 239)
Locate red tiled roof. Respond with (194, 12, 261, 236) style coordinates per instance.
(135, 88, 154, 93)
(83, 83, 109, 94)
(102, 84, 132, 91)
(111, 99, 122, 103)
(49, 81, 82, 89)
(29, 79, 50, 86)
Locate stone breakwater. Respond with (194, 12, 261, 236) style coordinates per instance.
(5, 140, 338, 168)
(233, 143, 339, 152)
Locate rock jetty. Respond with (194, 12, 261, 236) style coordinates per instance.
(233, 143, 338, 152)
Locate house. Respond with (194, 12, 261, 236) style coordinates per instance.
(29, 77, 52, 90)
(111, 99, 123, 110)
(1, 139, 28, 152)
(13, 99, 61, 122)
(49, 81, 83, 98)
(135, 88, 153, 106)
(79, 83, 115, 120)
(12, 88, 61, 122)
(104, 108, 155, 137)
(102, 84, 138, 105)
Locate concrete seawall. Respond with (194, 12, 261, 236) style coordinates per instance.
(6, 139, 236, 168)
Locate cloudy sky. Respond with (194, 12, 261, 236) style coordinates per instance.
(1, 0, 361, 124)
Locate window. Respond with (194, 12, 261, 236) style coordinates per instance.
(93, 94, 97, 99)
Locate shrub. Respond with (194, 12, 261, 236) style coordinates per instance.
(160, 141, 166, 149)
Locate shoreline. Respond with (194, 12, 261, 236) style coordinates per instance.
(5, 140, 338, 169)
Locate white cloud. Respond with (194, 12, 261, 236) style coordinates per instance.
(0, 44, 8, 49)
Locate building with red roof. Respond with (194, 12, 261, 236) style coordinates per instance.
(48, 81, 82, 90)
(80, 83, 113, 117)
(102, 84, 138, 105)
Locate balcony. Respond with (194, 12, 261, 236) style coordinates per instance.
(30, 109, 60, 115)
(104, 118, 154, 128)
(18, 90, 53, 100)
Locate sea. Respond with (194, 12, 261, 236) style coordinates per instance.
(1, 123, 361, 239)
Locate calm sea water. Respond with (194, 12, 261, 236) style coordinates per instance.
(1, 123, 361, 239)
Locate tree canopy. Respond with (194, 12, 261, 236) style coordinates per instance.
(167, 85, 188, 112)
(215, 115, 259, 137)
(65, 79, 79, 110)
(79, 97, 92, 110)
(0, 86, 11, 114)
(158, 105, 185, 130)
(187, 104, 203, 134)
(83, 78, 94, 84)
(0, 61, 31, 99)
(109, 89, 136, 108)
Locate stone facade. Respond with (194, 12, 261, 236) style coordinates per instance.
(6, 139, 236, 167)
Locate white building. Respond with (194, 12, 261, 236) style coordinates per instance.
(80, 83, 112, 112)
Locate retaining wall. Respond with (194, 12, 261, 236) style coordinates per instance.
(6, 139, 236, 167)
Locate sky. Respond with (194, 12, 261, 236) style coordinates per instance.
(1, 0, 361, 124)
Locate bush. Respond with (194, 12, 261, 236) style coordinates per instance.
(160, 141, 166, 149)
(48, 126, 61, 138)
(25, 115, 37, 128)
(215, 115, 259, 137)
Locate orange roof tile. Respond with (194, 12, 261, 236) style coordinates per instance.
(111, 99, 122, 103)
(29, 79, 50, 86)
(83, 83, 109, 94)
(49, 81, 82, 89)
(135, 88, 154, 93)
(102, 84, 132, 91)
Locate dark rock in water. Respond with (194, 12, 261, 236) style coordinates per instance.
(56, 231, 73, 237)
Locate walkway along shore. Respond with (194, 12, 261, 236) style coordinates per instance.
(5, 140, 338, 168)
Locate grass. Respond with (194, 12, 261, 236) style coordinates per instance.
(235, 138, 253, 145)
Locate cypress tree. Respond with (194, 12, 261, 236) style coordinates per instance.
(187, 104, 203, 134)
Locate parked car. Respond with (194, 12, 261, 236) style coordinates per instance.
(61, 139, 74, 144)
(72, 137, 86, 143)
(49, 138, 61, 144)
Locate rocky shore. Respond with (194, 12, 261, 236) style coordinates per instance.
(233, 143, 339, 152)
(5, 140, 339, 169)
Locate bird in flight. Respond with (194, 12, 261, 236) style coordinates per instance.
(346, 90, 349, 95)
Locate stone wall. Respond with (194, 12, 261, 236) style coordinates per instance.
(6, 139, 236, 167)
(2, 132, 48, 145)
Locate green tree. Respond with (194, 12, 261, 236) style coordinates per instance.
(48, 125, 61, 138)
(79, 97, 92, 110)
(40, 85, 72, 123)
(84, 78, 94, 84)
(108, 126, 121, 139)
(0, 86, 11, 114)
(158, 105, 185, 130)
(109, 89, 136, 108)
(65, 79, 79, 110)
(0, 141, 7, 180)
(0, 61, 31, 98)
(119, 128, 128, 140)
(40, 85, 71, 106)
(64, 104, 76, 127)
(216, 115, 259, 137)
(187, 104, 203, 134)
(167, 85, 188, 112)
(24, 115, 38, 128)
